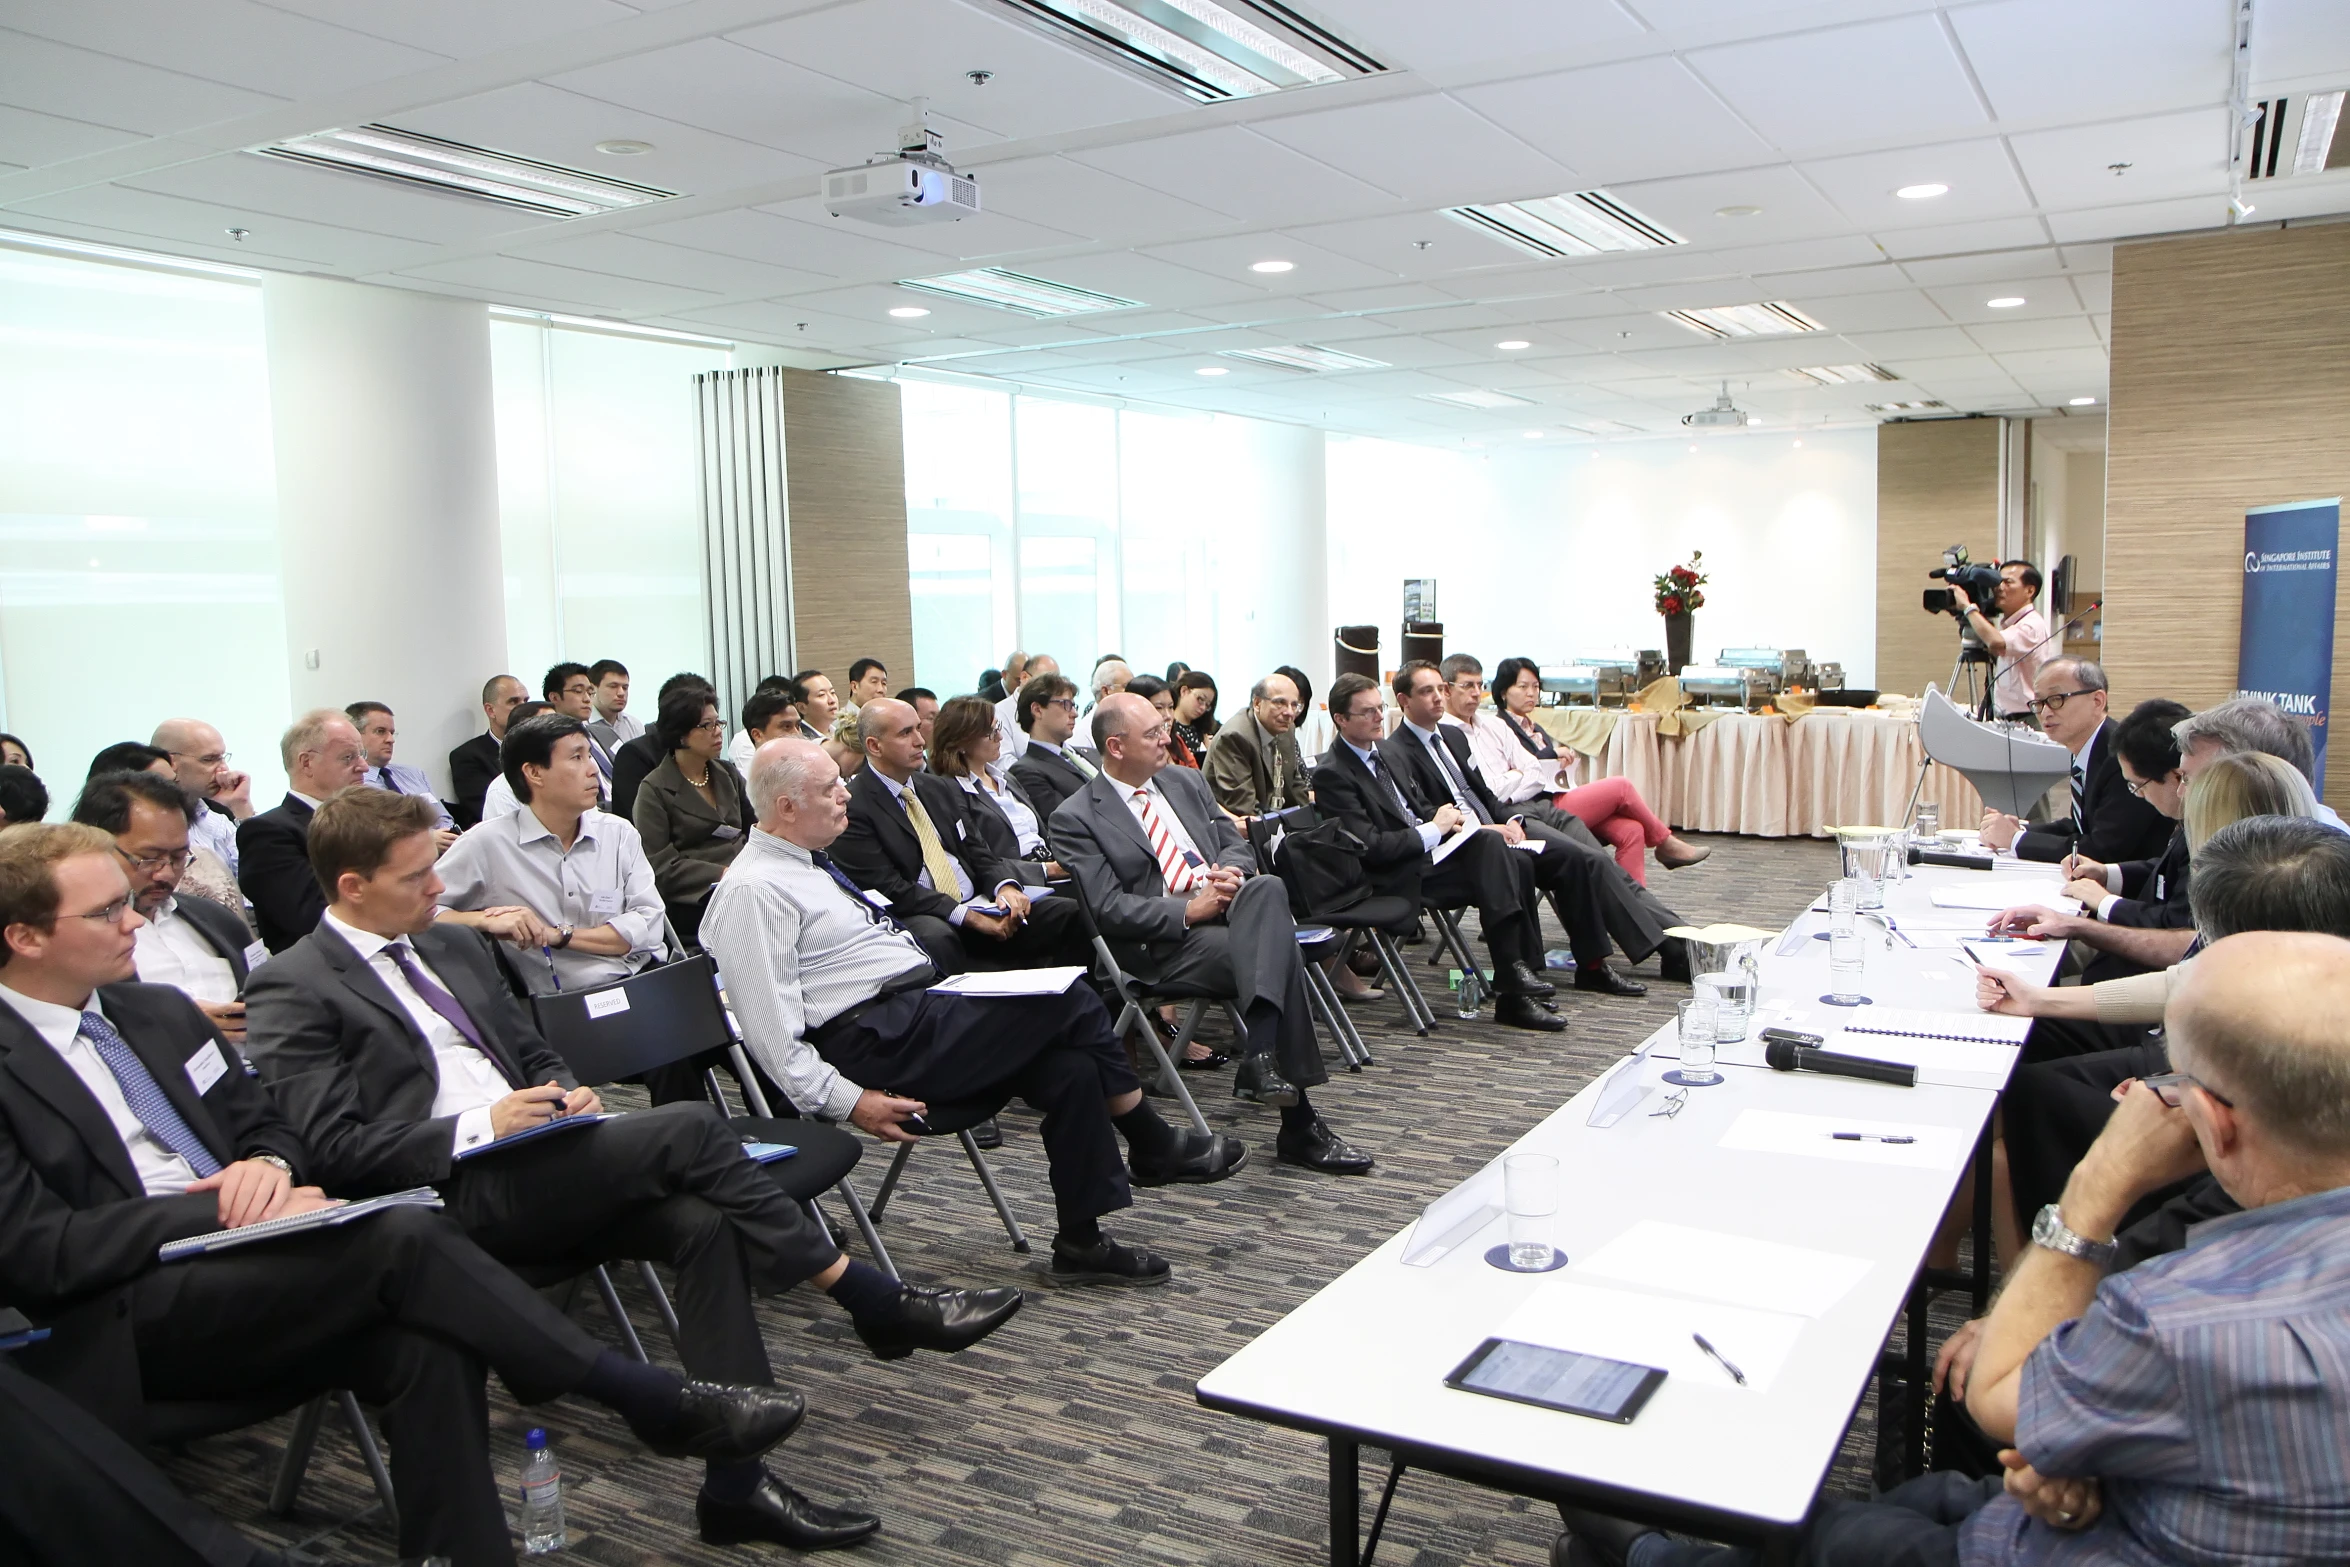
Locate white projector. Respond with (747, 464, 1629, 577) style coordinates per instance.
(1683, 384, 1750, 428)
(822, 157, 980, 226)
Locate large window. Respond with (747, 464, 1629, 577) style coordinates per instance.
(902, 379, 1017, 694)
(0, 248, 291, 804)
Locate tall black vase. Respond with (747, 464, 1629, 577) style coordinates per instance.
(1664, 612, 1694, 675)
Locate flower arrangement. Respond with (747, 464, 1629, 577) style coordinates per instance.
(1653, 551, 1707, 617)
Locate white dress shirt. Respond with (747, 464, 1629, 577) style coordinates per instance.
(322, 913, 510, 1154)
(188, 802, 241, 875)
(0, 984, 200, 1196)
(133, 896, 239, 1007)
(960, 764, 1045, 856)
(726, 729, 758, 775)
(434, 808, 664, 994)
(994, 692, 1028, 760)
(479, 772, 520, 822)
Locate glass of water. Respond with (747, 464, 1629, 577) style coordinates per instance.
(1841, 835, 1889, 910)
(1671, 997, 1723, 1086)
(1695, 971, 1754, 1040)
(1828, 876, 1858, 929)
(1913, 802, 1940, 840)
(1504, 1153, 1559, 1270)
(1827, 927, 1867, 1005)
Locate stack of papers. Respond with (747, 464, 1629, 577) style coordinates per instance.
(929, 966, 1087, 996)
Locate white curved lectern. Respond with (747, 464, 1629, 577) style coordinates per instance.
(1918, 686, 2074, 819)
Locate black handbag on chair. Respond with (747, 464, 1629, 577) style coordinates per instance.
(1253, 807, 1374, 919)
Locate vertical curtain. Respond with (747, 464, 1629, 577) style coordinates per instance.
(694, 367, 793, 727)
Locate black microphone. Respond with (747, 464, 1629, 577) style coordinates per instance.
(1763, 1037, 1918, 1087)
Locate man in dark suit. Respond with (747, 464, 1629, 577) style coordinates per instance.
(448, 674, 526, 829)
(72, 770, 257, 1043)
(1314, 674, 1566, 1033)
(242, 787, 1023, 1550)
(1008, 672, 1098, 818)
(1051, 694, 1374, 1174)
(1979, 660, 2172, 867)
(0, 824, 809, 1565)
(237, 708, 368, 953)
(835, 699, 1091, 975)
(1388, 661, 1648, 997)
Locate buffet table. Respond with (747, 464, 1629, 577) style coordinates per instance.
(1529, 708, 1986, 839)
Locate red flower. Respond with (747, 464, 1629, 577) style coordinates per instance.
(1661, 595, 1683, 616)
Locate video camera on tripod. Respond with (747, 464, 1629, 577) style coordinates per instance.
(1922, 545, 2001, 617)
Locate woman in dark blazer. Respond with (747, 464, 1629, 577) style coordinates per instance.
(926, 695, 1060, 882)
(631, 686, 751, 946)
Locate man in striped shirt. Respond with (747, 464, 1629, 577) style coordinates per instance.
(1557, 928, 2350, 1567)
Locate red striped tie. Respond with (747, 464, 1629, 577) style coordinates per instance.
(1133, 788, 1199, 892)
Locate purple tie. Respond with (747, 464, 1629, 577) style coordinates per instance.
(383, 941, 515, 1085)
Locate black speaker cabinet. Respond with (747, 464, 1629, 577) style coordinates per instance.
(1334, 625, 1380, 682)
(1401, 620, 1444, 669)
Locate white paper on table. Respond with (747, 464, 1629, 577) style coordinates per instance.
(1905, 930, 2046, 950)
(1495, 1280, 1809, 1395)
(1717, 1108, 1969, 1172)
(1573, 1221, 1873, 1320)
(1825, 1032, 2019, 1087)
(1840, 1005, 2030, 1045)
(1929, 883, 2068, 911)
(927, 966, 1088, 997)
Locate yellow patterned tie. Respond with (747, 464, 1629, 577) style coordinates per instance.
(901, 788, 968, 899)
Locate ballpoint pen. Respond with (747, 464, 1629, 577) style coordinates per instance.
(1828, 1131, 1917, 1144)
(1691, 1332, 1746, 1385)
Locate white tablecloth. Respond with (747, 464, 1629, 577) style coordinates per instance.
(1536, 710, 1983, 838)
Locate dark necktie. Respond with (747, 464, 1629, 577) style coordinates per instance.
(1425, 732, 1492, 824)
(383, 941, 513, 1083)
(2071, 756, 2087, 835)
(78, 1011, 222, 1178)
(812, 850, 908, 935)
(1364, 752, 1421, 826)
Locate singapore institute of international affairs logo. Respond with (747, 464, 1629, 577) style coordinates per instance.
(2247, 550, 2261, 574)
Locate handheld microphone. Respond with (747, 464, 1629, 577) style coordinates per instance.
(1763, 1037, 1918, 1088)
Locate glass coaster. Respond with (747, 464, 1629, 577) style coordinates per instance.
(1819, 993, 1874, 1007)
(1485, 1245, 1568, 1274)
(1662, 1068, 1723, 1087)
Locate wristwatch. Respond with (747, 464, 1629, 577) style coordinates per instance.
(2032, 1203, 2118, 1269)
(251, 1154, 293, 1176)
(555, 925, 576, 949)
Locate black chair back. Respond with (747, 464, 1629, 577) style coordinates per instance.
(529, 953, 730, 1087)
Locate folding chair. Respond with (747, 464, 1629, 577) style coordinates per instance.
(149, 1389, 398, 1532)
(1299, 895, 1437, 1038)
(1293, 924, 1371, 1070)
(862, 1098, 1030, 1255)
(1047, 868, 1223, 1136)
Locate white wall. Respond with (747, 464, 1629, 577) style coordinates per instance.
(1327, 426, 1879, 686)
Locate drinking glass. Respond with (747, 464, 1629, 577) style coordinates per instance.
(1841, 835, 1889, 910)
(1669, 998, 1722, 1086)
(1828, 876, 1859, 932)
(1503, 1153, 1560, 1270)
(1694, 971, 1753, 1040)
(1827, 928, 1867, 1005)
(1913, 802, 1940, 840)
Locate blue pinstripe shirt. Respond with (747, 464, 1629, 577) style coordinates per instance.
(1961, 1182, 2350, 1566)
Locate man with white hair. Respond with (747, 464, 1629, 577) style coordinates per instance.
(150, 716, 252, 875)
(236, 709, 366, 953)
(703, 738, 1243, 1287)
(1086, 657, 1132, 715)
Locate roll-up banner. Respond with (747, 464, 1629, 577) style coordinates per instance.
(2237, 499, 2342, 790)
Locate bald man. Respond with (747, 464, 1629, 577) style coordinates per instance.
(150, 718, 250, 875)
(237, 710, 367, 953)
(1560, 930, 2350, 1567)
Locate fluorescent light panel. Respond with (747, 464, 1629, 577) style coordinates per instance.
(254, 125, 673, 218)
(1866, 399, 1948, 413)
(1219, 343, 1388, 372)
(1441, 189, 1684, 258)
(990, 0, 1383, 102)
(1422, 389, 1534, 409)
(2296, 91, 2345, 175)
(1664, 301, 1824, 338)
(898, 267, 1142, 316)
(1788, 363, 1898, 385)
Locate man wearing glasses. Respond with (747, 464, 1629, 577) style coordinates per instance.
(71, 771, 262, 1044)
(149, 717, 252, 876)
(1202, 670, 1312, 822)
(1008, 672, 1097, 818)
(1979, 659, 2173, 866)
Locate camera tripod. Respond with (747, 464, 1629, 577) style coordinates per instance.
(1946, 624, 1996, 722)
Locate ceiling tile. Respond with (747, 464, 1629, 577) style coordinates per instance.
(1603, 162, 1855, 246)
(1686, 13, 1989, 152)
(1071, 127, 1399, 226)
(1838, 326, 1983, 359)
(1454, 56, 1772, 185)
(1253, 93, 1571, 204)
(660, 207, 951, 281)
(1308, 0, 1647, 75)
(1920, 276, 2083, 323)
(544, 38, 936, 167)
(9, 182, 425, 273)
(1798, 138, 2032, 230)
(998, 250, 1245, 310)
(1896, 247, 2066, 285)
(394, 252, 722, 314)
(0, 28, 284, 136)
(0, 104, 144, 170)
(1773, 289, 1952, 332)
(956, 156, 1236, 247)
(3, 0, 448, 98)
(1749, 261, 1914, 296)
(259, 0, 643, 57)
(2251, 0, 2350, 85)
(755, 192, 1082, 262)
(2008, 108, 2233, 208)
(1872, 215, 2052, 260)
(504, 230, 834, 297)
(120, 151, 569, 248)
(1138, 230, 1398, 293)
(2042, 194, 2224, 244)
(1950, 0, 2231, 122)
(1288, 210, 1529, 278)
(1963, 315, 2101, 352)
(397, 82, 822, 197)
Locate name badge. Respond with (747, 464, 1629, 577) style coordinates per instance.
(955, 819, 967, 840)
(242, 939, 269, 970)
(862, 888, 895, 911)
(709, 824, 742, 841)
(588, 890, 622, 919)
(185, 1040, 228, 1095)
(584, 989, 630, 1019)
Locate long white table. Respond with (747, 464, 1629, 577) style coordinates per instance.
(1196, 859, 2068, 1565)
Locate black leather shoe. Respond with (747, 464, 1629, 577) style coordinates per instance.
(1232, 1053, 1300, 1108)
(1177, 1047, 1234, 1071)
(968, 1116, 1003, 1150)
(699, 1473, 881, 1551)
(1275, 1118, 1374, 1175)
(1505, 959, 1558, 998)
(631, 1382, 806, 1462)
(851, 1283, 1024, 1362)
(1657, 936, 1693, 983)
(1495, 994, 1569, 1032)
(1048, 1232, 1171, 1286)
(1131, 1129, 1248, 1187)
(1574, 966, 1648, 997)
(1553, 1504, 1657, 1567)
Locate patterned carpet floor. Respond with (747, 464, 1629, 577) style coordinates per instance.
(166, 834, 1938, 1566)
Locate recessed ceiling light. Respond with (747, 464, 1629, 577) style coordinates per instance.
(887, 306, 931, 318)
(1793, 439, 1803, 448)
(1422, 389, 1534, 409)
(1987, 296, 2026, 308)
(1219, 344, 1388, 372)
(1442, 189, 1684, 257)
(2069, 396, 2098, 406)
(255, 124, 675, 217)
(987, 0, 1383, 102)
(1895, 182, 1949, 199)
(899, 267, 1141, 316)
(1715, 204, 1762, 218)
(1250, 259, 1295, 274)
(1196, 365, 1229, 376)
(596, 140, 655, 156)
(1522, 429, 1544, 438)
(1664, 301, 1825, 338)
(1496, 339, 1531, 351)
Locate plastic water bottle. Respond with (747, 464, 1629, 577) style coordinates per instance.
(519, 1428, 566, 1554)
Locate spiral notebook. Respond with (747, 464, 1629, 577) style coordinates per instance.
(159, 1187, 444, 1263)
(1839, 1007, 2030, 1046)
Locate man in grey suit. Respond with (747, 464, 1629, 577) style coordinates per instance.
(1050, 694, 1374, 1176)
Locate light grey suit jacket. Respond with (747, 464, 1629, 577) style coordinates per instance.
(1047, 765, 1254, 967)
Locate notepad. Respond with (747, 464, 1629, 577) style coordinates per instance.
(1573, 1221, 1872, 1320)
(455, 1111, 615, 1160)
(1430, 828, 1475, 865)
(1718, 1109, 1968, 1171)
(928, 966, 1087, 997)
(1929, 883, 2067, 911)
(1499, 1281, 1808, 1395)
(160, 1187, 445, 1263)
(1840, 1006, 2030, 1046)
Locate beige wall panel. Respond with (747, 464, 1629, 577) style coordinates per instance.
(779, 369, 915, 693)
(1876, 418, 2002, 700)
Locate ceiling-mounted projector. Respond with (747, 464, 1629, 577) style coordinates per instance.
(1683, 382, 1750, 428)
(824, 98, 979, 226)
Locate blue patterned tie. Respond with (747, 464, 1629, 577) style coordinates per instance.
(79, 1011, 222, 1178)
(812, 851, 907, 935)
